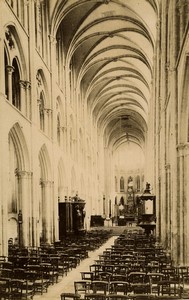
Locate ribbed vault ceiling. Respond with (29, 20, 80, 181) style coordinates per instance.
(51, 0, 159, 151)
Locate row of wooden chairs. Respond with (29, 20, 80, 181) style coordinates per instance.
(70, 232, 186, 299)
(60, 292, 184, 300)
(0, 277, 34, 299)
(0, 229, 112, 298)
(74, 278, 183, 297)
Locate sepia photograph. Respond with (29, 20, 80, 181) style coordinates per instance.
(0, 0, 188, 299)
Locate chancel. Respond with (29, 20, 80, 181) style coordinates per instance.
(1, 0, 189, 299)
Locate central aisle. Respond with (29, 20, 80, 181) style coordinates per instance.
(33, 236, 117, 300)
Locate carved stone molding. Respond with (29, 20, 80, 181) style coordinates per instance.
(165, 163, 171, 170)
(6, 65, 14, 74)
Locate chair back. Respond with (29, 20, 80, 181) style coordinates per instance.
(61, 292, 81, 300)
(91, 280, 109, 295)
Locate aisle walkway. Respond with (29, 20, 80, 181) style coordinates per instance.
(33, 235, 117, 300)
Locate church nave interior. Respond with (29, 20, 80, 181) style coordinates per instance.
(1, 0, 189, 298)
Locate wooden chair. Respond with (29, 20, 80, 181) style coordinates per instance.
(130, 283, 151, 295)
(102, 265, 114, 274)
(0, 278, 11, 300)
(154, 297, 182, 299)
(1, 261, 13, 270)
(40, 262, 58, 285)
(81, 272, 94, 281)
(0, 268, 13, 279)
(14, 268, 26, 280)
(91, 281, 109, 295)
(130, 294, 155, 300)
(90, 265, 103, 280)
(98, 272, 112, 282)
(10, 279, 24, 299)
(84, 294, 106, 300)
(157, 280, 183, 297)
(109, 281, 129, 295)
(61, 293, 81, 300)
(161, 267, 177, 280)
(74, 281, 91, 299)
(107, 294, 133, 300)
(147, 272, 165, 294)
(110, 274, 127, 282)
(127, 272, 149, 284)
(25, 264, 49, 295)
(18, 280, 34, 300)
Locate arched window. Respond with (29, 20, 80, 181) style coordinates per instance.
(12, 58, 21, 110)
(8, 134, 18, 213)
(39, 93, 45, 132)
(56, 36, 61, 84)
(36, 70, 50, 135)
(120, 176, 124, 192)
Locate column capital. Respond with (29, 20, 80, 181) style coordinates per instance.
(6, 65, 14, 74)
(165, 163, 171, 170)
(177, 143, 189, 156)
(44, 108, 52, 114)
(40, 180, 54, 187)
(184, 143, 189, 155)
(25, 81, 31, 89)
(177, 143, 185, 151)
(48, 35, 57, 44)
(19, 80, 26, 88)
(60, 126, 67, 132)
(16, 170, 33, 178)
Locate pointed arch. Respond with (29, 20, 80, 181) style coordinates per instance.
(4, 24, 27, 78)
(8, 122, 30, 171)
(8, 122, 30, 223)
(36, 69, 50, 105)
(12, 57, 21, 110)
(38, 144, 52, 181)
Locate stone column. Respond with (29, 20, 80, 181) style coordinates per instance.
(165, 164, 171, 250)
(17, 171, 32, 247)
(6, 66, 14, 103)
(178, 0, 185, 46)
(0, 18, 5, 95)
(19, 80, 26, 114)
(41, 180, 53, 244)
(37, 98, 41, 127)
(177, 144, 185, 265)
(25, 81, 31, 119)
(23, 0, 29, 31)
(44, 108, 52, 137)
(183, 144, 189, 265)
